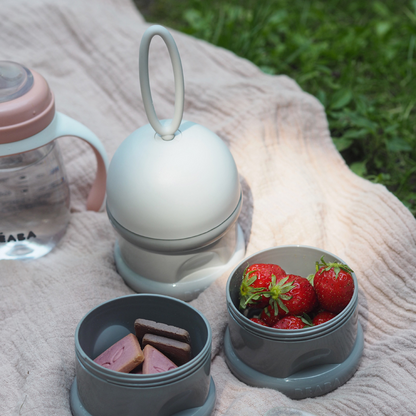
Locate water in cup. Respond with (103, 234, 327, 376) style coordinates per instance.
(0, 141, 70, 260)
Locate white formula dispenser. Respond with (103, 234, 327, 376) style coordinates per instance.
(106, 25, 245, 301)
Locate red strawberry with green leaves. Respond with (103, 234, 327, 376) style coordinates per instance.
(313, 256, 354, 313)
(273, 315, 312, 330)
(250, 318, 268, 327)
(260, 305, 280, 326)
(239, 263, 286, 310)
(267, 274, 317, 318)
(312, 310, 336, 325)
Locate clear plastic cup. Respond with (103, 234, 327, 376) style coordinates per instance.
(0, 140, 70, 259)
(0, 60, 108, 260)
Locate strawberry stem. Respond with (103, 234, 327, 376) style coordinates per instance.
(264, 276, 295, 314)
(315, 256, 354, 278)
(239, 267, 268, 310)
(300, 313, 313, 327)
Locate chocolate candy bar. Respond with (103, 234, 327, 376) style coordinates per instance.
(142, 345, 178, 374)
(134, 318, 191, 344)
(94, 333, 144, 373)
(142, 333, 191, 366)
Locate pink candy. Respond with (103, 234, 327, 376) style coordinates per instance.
(142, 345, 178, 374)
(94, 333, 144, 373)
(93, 320, 191, 375)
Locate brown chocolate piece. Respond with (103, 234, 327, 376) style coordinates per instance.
(142, 333, 191, 366)
(134, 318, 190, 344)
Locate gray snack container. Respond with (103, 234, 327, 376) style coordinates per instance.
(70, 294, 215, 416)
(225, 245, 364, 399)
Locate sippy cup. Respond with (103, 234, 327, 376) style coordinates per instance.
(106, 26, 245, 301)
(0, 61, 108, 260)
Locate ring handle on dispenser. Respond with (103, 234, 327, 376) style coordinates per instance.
(139, 25, 184, 140)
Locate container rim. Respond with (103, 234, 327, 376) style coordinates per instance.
(106, 191, 242, 253)
(75, 293, 212, 387)
(226, 245, 359, 341)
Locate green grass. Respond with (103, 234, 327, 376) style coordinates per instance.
(135, 0, 416, 216)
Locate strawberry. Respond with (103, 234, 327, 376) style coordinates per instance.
(249, 318, 268, 326)
(312, 310, 336, 326)
(313, 256, 354, 313)
(273, 316, 306, 330)
(260, 305, 280, 326)
(267, 274, 318, 318)
(239, 263, 286, 310)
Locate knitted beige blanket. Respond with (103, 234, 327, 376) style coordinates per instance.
(2, 0, 416, 415)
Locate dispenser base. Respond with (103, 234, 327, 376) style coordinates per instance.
(114, 224, 246, 302)
(70, 376, 216, 416)
(224, 322, 364, 400)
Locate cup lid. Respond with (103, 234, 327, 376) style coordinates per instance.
(0, 61, 34, 103)
(0, 61, 55, 144)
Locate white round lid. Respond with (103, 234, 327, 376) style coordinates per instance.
(106, 119, 241, 240)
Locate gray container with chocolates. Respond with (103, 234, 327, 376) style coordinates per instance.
(70, 294, 215, 416)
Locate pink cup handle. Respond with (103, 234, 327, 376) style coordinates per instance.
(54, 112, 109, 212)
(84, 143, 107, 212)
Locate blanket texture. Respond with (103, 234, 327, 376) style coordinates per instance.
(2, 0, 416, 415)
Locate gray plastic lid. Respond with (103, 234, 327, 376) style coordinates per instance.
(0, 61, 33, 103)
(106, 26, 241, 240)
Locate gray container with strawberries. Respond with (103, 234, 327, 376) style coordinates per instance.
(224, 245, 363, 400)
